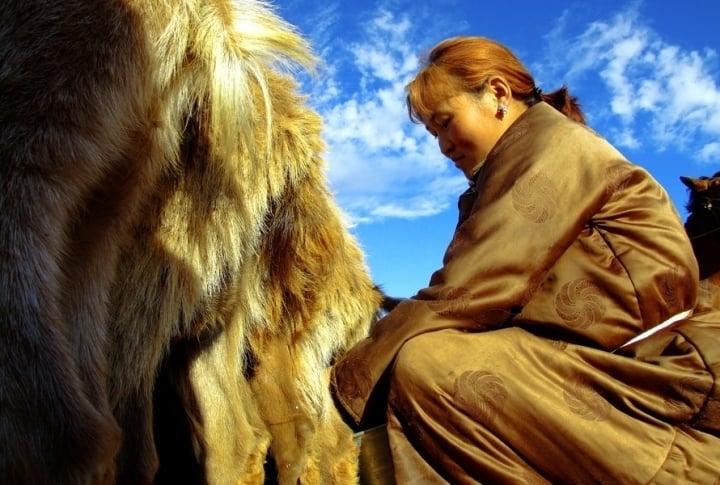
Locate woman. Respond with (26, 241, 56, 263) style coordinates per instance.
(331, 36, 720, 483)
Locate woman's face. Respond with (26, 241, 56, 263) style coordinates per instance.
(423, 90, 507, 178)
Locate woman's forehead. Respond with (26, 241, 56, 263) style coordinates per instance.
(421, 95, 466, 127)
(412, 86, 454, 120)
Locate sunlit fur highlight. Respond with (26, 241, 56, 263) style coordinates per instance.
(0, 1, 381, 483)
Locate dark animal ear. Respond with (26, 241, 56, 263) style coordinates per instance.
(709, 175, 720, 196)
(680, 175, 710, 192)
(680, 175, 698, 190)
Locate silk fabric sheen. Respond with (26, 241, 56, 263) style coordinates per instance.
(331, 103, 720, 482)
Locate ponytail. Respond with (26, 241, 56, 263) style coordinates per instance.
(537, 85, 586, 124)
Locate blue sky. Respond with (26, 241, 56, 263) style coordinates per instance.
(273, 0, 720, 299)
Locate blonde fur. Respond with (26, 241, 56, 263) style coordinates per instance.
(0, 1, 380, 483)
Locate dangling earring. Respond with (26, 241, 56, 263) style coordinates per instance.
(497, 103, 508, 118)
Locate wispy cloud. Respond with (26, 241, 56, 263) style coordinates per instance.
(543, 4, 720, 158)
(298, 6, 467, 225)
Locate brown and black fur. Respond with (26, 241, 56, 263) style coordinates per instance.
(0, 1, 382, 483)
(681, 171, 720, 311)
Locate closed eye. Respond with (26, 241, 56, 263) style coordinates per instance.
(426, 117, 451, 138)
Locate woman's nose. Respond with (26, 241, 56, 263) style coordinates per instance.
(439, 135, 454, 157)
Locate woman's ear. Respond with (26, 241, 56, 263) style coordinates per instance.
(487, 76, 512, 105)
(487, 76, 513, 119)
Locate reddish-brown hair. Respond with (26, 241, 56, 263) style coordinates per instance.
(406, 36, 586, 124)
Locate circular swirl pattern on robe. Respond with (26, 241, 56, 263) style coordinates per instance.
(427, 286, 471, 316)
(663, 376, 703, 416)
(605, 163, 634, 197)
(555, 279, 606, 328)
(511, 172, 559, 223)
(333, 355, 372, 402)
(453, 370, 508, 424)
(658, 269, 680, 310)
(562, 374, 611, 421)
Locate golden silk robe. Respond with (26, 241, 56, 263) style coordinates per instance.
(331, 103, 720, 483)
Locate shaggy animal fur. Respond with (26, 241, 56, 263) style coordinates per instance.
(0, 1, 382, 484)
(682, 172, 720, 311)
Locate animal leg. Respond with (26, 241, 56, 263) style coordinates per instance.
(250, 335, 318, 485)
(186, 325, 271, 484)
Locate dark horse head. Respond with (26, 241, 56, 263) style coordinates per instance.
(681, 171, 720, 280)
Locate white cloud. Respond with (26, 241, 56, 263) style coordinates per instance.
(698, 141, 720, 162)
(295, 7, 466, 225)
(547, 4, 720, 153)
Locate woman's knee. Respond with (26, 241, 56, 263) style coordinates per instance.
(390, 328, 526, 395)
(390, 332, 448, 396)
